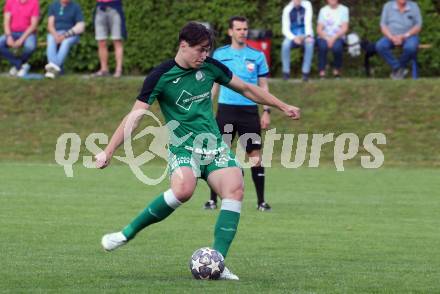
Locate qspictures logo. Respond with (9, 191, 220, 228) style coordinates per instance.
(55, 110, 386, 185)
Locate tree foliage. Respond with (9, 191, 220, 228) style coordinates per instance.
(0, 0, 438, 76)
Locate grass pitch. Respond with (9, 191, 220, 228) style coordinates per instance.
(1, 163, 439, 293)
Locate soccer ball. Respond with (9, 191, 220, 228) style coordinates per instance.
(189, 247, 225, 280)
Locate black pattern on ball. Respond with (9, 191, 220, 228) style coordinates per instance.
(189, 247, 225, 280)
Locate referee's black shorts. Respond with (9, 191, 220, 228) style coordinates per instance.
(216, 103, 262, 153)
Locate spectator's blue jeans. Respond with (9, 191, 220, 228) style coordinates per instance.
(47, 31, 80, 68)
(375, 35, 419, 71)
(0, 32, 37, 69)
(281, 37, 314, 74)
(317, 37, 344, 71)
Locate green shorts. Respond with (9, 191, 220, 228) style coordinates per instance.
(168, 144, 241, 180)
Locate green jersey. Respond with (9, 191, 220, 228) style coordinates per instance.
(137, 57, 233, 153)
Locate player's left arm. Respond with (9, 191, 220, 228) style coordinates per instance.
(227, 75, 300, 120)
(211, 82, 219, 101)
(95, 100, 150, 169)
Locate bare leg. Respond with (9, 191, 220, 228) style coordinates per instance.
(113, 40, 123, 77)
(97, 40, 109, 73)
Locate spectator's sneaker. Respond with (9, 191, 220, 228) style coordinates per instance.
(257, 202, 272, 212)
(203, 200, 217, 210)
(391, 68, 408, 80)
(390, 69, 400, 80)
(92, 70, 110, 77)
(45, 62, 61, 74)
(219, 267, 239, 280)
(17, 63, 30, 77)
(9, 66, 18, 76)
(302, 73, 309, 82)
(101, 231, 127, 251)
(282, 72, 290, 81)
(45, 72, 56, 79)
(113, 70, 122, 78)
(398, 68, 409, 79)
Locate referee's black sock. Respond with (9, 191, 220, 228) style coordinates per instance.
(251, 166, 265, 205)
(210, 188, 217, 203)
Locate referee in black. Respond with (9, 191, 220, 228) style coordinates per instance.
(205, 16, 272, 211)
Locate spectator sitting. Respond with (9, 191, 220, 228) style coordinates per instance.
(376, 0, 422, 80)
(45, 0, 85, 79)
(0, 0, 39, 77)
(316, 0, 349, 79)
(281, 0, 314, 82)
(93, 0, 127, 78)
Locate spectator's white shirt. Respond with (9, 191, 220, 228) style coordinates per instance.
(282, 0, 314, 40)
(318, 4, 349, 37)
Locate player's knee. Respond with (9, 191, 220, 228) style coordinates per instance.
(248, 150, 262, 166)
(253, 156, 262, 167)
(225, 185, 244, 202)
(172, 182, 195, 202)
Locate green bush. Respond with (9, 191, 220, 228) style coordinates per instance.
(0, 0, 438, 76)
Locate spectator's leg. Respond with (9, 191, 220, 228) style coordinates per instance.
(108, 6, 123, 77)
(20, 33, 37, 65)
(399, 35, 419, 69)
(375, 37, 399, 71)
(363, 41, 377, 77)
(55, 35, 80, 67)
(332, 38, 344, 75)
(0, 34, 22, 69)
(95, 7, 110, 74)
(46, 33, 58, 65)
(302, 38, 314, 75)
(412, 59, 418, 79)
(317, 38, 328, 77)
(98, 40, 109, 73)
(281, 38, 292, 78)
(113, 40, 123, 76)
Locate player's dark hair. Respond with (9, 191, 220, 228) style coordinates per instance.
(179, 22, 214, 48)
(228, 16, 248, 29)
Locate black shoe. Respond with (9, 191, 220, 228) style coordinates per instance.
(282, 72, 290, 81)
(302, 73, 309, 82)
(204, 200, 217, 210)
(257, 202, 271, 212)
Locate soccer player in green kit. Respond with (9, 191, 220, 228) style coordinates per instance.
(95, 22, 300, 280)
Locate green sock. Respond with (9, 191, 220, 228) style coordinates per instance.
(122, 190, 181, 240)
(213, 199, 241, 258)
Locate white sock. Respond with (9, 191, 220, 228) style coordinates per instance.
(221, 199, 242, 213)
(164, 189, 182, 209)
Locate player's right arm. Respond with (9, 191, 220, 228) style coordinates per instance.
(95, 101, 150, 169)
(227, 75, 300, 120)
